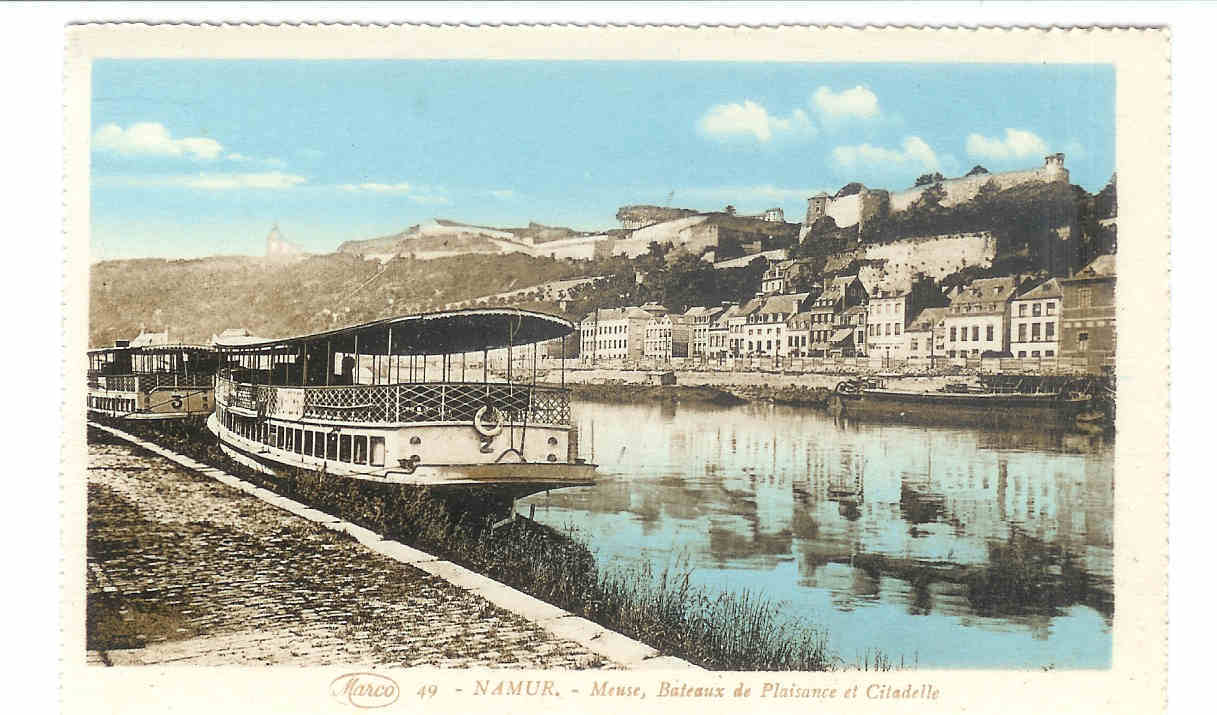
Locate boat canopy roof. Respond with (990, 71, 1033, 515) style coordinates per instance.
(213, 308, 575, 356)
(88, 344, 215, 356)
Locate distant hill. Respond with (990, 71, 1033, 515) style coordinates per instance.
(89, 252, 589, 348)
(337, 218, 592, 261)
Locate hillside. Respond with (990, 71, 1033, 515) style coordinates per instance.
(89, 252, 589, 348)
(336, 218, 591, 260)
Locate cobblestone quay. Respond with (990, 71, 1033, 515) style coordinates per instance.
(86, 433, 611, 668)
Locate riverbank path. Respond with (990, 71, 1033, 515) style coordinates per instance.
(85, 431, 619, 668)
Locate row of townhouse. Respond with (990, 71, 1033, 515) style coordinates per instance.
(577, 306, 653, 364)
(885, 255, 1115, 370)
(579, 253, 1115, 370)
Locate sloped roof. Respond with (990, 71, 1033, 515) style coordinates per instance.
(1014, 277, 1063, 301)
(757, 292, 810, 316)
(950, 276, 1019, 307)
(736, 297, 766, 317)
(710, 304, 742, 327)
(1073, 254, 1116, 279)
(583, 306, 651, 323)
(907, 306, 950, 332)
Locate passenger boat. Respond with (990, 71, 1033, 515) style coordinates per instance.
(829, 375, 1093, 427)
(208, 308, 595, 499)
(87, 343, 219, 420)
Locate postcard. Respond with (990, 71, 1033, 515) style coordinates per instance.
(63, 23, 1169, 714)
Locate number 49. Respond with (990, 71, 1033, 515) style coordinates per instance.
(418, 684, 437, 699)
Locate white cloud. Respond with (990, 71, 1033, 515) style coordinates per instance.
(340, 181, 415, 193)
(489, 189, 515, 200)
(180, 172, 307, 190)
(812, 86, 880, 120)
(225, 153, 287, 169)
(966, 128, 1049, 161)
(339, 181, 451, 205)
(94, 171, 308, 190)
(831, 136, 940, 172)
(697, 101, 815, 143)
(93, 122, 224, 160)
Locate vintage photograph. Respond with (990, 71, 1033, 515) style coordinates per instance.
(61, 22, 1169, 715)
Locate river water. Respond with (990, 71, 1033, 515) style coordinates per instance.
(521, 398, 1114, 669)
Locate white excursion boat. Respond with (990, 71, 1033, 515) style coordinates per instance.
(87, 343, 219, 420)
(208, 308, 596, 499)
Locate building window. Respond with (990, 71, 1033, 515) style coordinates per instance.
(1018, 351, 1026, 358)
(986, 325, 994, 342)
(1018, 304, 1027, 317)
(1046, 301, 1056, 315)
(950, 326, 957, 342)
(1032, 303, 1042, 317)
(1079, 287, 1092, 308)
(1046, 321, 1055, 339)
(895, 323, 901, 335)
(1046, 350, 1055, 357)
(1031, 323, 1041, 341)
(1031, 351, 1041, 358)
(1018, 323, 1027, 341)
(972, 326, 980, 341)
(885, 323, 891, 336)
(1077, 331, 1090, 351)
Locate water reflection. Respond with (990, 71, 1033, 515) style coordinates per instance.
(523, 400, 1114, 669)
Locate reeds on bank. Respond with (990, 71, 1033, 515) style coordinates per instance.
(96, 419, 865, 671)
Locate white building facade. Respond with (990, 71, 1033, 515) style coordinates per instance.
(1009, 278, 1062, 358)
(942, 277, 1018, 358)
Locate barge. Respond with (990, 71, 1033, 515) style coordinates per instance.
(828, 375, 1094, 427)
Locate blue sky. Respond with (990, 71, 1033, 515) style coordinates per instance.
(91, 60, 1114, 260)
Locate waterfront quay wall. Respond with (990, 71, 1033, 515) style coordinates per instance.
(545, 354, 1091, 384)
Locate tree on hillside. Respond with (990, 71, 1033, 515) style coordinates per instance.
(915, 172, 946, 187)
(966, 165, 990, 177)
(834, 182, 865, 199)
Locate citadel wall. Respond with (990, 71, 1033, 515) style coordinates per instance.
(862, 232, 998, 291)
(888, 155, 1068, 212)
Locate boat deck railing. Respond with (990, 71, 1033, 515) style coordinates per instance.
(88, 373, 214, 392)
(215, 375, 571, 427)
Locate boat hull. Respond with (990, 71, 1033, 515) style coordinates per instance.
(207, 414, 596, 498)
(829, 389, 1091, 427)
(87, 385, 215, 421)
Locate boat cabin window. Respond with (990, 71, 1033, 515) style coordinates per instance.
(294, 428, 304, 454)
(370, 437, 385, 467)
(285, 428, 294, 452)
(327, 433, 339, 460)
(314, 431, 326, 459)
(353, 436, 368, 465)
(339, 434, 352, 462)
(303, 431, 314, 455)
